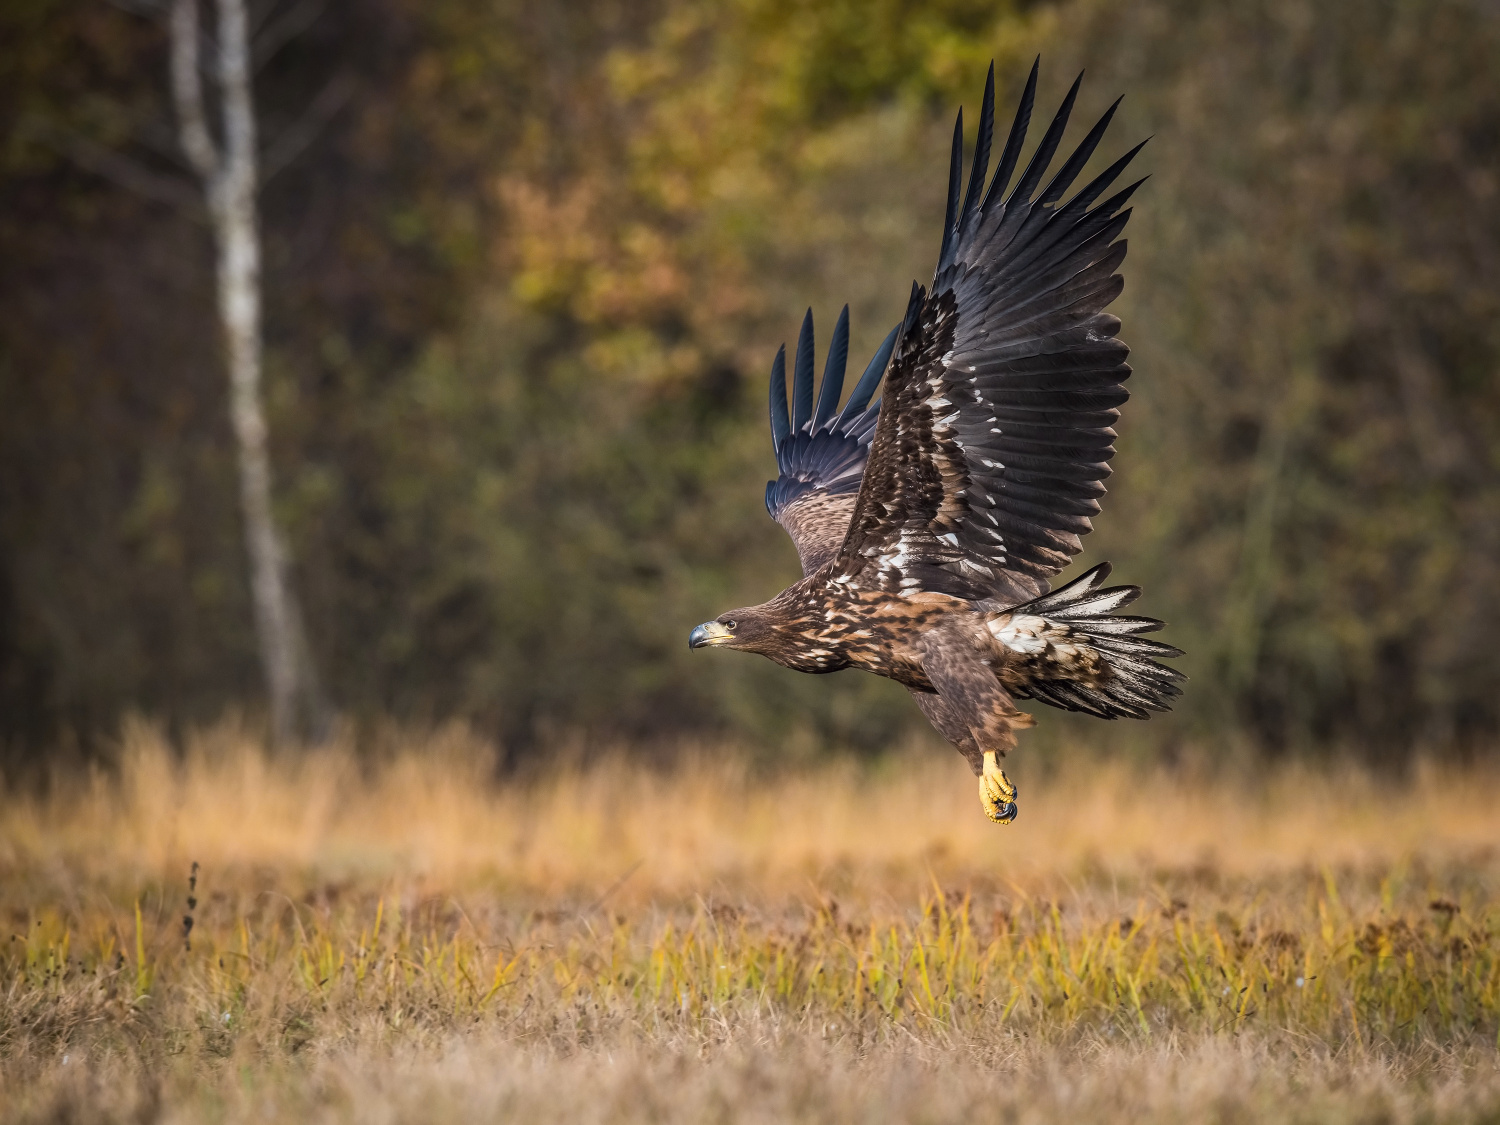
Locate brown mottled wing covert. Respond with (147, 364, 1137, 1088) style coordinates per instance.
(838, 61, 1147, 605)
(774, 492, 861, 574)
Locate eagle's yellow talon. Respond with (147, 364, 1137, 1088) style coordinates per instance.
(979, 750, 1018, 824)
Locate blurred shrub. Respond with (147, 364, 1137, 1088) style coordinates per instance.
(1, 0, 1497, 760)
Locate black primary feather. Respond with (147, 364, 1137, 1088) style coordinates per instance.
(813, 305, 851, 432)
(981, 57, 1039, 216)
(791, 308, 816, 432)
(957, 63, 996, 242)
(1036, 95, 1121, 210)
(837, 324, 898, 426)
(1005, 71, 1082, 213)
(937, 110, 966, 273)
(768, 344, 790, 450)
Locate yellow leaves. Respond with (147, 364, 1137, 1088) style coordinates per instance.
(497, 176, 708, 348)
(484, 0, 1040, 394)
(498, 178, 607, 314)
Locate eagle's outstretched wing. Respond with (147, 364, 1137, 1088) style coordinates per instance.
(766, 306, 898, 574)
(837, 61, 1147, 606)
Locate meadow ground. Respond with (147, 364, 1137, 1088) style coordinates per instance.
(2, 722, 1499, 1123)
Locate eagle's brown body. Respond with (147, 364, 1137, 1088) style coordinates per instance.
(690, 61, 1184, 821)
(731, 578, 961, 684)
(745, 576, 1049, 774)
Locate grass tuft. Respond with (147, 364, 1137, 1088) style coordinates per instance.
(2, 721, 1498, 1122)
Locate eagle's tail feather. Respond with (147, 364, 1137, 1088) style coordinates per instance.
(1010, 562, 1186, 720)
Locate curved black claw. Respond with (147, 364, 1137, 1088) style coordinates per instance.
(979, 751, 1019, 825)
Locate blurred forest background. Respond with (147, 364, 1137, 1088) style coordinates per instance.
(2, 0, 1498, 765)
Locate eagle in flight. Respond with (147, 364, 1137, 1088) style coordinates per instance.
(690, 61, 1184, 823)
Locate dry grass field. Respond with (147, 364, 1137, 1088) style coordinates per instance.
(2, 721, 1499, 1123)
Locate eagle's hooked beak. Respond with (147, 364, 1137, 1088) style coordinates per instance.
(689, 620, 734, 650)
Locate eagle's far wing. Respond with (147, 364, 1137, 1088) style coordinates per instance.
(766, 306, 898, 575)
(837, 60, 1146, 605)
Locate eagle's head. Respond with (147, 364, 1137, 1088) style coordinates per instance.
(687, 606, 776, 655)
(689, 598, 847, 673)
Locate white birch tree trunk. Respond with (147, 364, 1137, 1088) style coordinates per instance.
(170, 0, 325, 743)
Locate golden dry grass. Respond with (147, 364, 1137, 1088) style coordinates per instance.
(2, 720, 1499, 1123)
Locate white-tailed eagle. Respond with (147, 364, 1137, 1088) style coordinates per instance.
(690, 61, 1184, 822)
